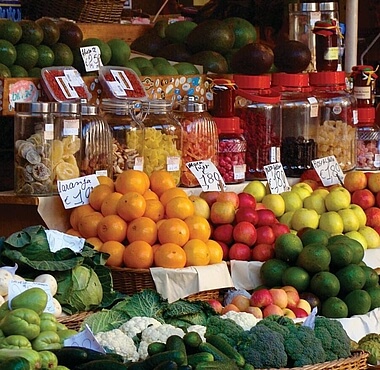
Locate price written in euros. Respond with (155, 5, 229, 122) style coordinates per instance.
(312, 156, 344, 187)
(80, 46, 102, 72)
(264, 163, 291, 194)
(186, 160, 226, 192)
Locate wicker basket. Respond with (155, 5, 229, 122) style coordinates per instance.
(57, 311, 94, 331)
(20, 0, 124, 23)
(110, 266, 220, 301)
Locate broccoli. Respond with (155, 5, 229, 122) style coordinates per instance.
(256, 317, 292, 339)
(205, 315, 245, 347)
(237, 324, 288, 369)
(284, 324, 327, 367)
(262, 314, 296, 328)
(314, 316, 352, 361)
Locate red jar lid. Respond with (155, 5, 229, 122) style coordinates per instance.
(358, 107, 376, 124)
(233, 74, 271, 90)
(309, 71, 346, 86)
(213, 116, 243, 134)
(271, 72, 309, 88)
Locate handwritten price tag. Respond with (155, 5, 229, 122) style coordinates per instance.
(312, 156, 344, 187)
(80, 45, 103, 72)
(264, 163, 291, 194)
(58, 174, 100, 209)
(186, 160, 226, 192)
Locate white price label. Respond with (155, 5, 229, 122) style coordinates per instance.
(311, 156, 344, 187)
(264, 162, 291, 194)
(80, 45, 103, 72)
(186, 160, 226, 192)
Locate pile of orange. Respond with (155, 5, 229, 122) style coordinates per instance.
(66, 170, 223, 269)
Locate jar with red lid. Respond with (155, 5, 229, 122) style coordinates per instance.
(210, 78, 237, 117)
(309, 71, 357, 172)
(214, 117, 246, 184)
(351, 65, 378, 108)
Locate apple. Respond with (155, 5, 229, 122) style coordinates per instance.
(365, 206, 380, 228)
(280, 191, 303, 212)
(282, 287, 300, 309)
(229, 242, 252, 261)
(291, 182, 313, 201)
(235, 206, 259, 225)
(296, 298, 312, 315)
(207, 299, 223, 313)
(199, 191, 219, 207)
(351, 189, 376, 210)
(271, 223, 291, 237)
(367, 172, 380, 193)
(269, 288, 288, 309)
(217, 241, 230, 260)
(255, 203, 267, 210)
(250, 288, 274, 307)
(212, 224, 234, 245)
(349, 204, 367, 228)
(319, 211, 344, 235)
(216, 191, 239, 209)
(299, 292, 321, 312)
(282, 307, 297, 319)
(279, 211, 295, 229)
(256, 225, 276, 245)
(243, 180, 267, 202)
(238, 192, 256, 209)
(302, 179, 319, 191)
(232, 221, 257, 247)
(231, 294, 251, 311)
(376, 191, 380, 208)
(262, 193, 286, 217)
(222, 303, 240, 314)
(358, 226, 380, 249)
(245, 306, 263, 319)
(303, 193, 327, 215)
(291, 208, 319, 231)
(256, 209, 277, 227)
(210, 201, 236, 225)
(188, 195, 211, 219)
(324, 186, 351, 212)
(251, 243, 275, 261)
(337, 208, 360, 232)
(291, 307, 309, 318)
(344, 230, 368, 250)
(343, 170, 368, 192)
(300, 169, 322, 185)
(262, 304, 284, 317)
(312, 188, 330, 199)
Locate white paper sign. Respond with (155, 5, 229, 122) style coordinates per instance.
(64, 325, 105, 353)
(186, 160, 226, 191)
(80, 45, 103, 72)
(58, 174, 100, 209)
(264, 162, 291, 194)
(45, 230, 85, 253)
(312, 156, 344, 187)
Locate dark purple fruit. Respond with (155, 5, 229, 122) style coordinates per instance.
(299, 291, 321, 312)
(274, 40, 311, 73)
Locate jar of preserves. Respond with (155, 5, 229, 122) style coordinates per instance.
(14, 102, 54, 196)
(210, 78, 238, 117)
(309, 71, 357, 172)
(100, 98, 145, 179)
(351, 65, 378, 108)
(214, 117, 246, 184)
(80, 104, 113, 178)
(174, 96, 219, 187)
(141, 99, 183, 185)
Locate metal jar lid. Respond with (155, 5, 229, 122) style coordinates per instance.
(289, 2, 318, 12)
(15, 102, 51, 114)
(176, 95, 208, 113)
(319, 2, 339, 12)
(51, 101, 81, 114)
(81, 104, 99, 116)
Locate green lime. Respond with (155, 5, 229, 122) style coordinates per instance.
(19, 20, 44, 46)
(300, 228, 330, 247)
(274, 233, 303, 263)
(36, 17, 60, 46)
(51, 43, 73, 66)
(36, 45, 55, 68)
(345, 238, 365, 264)
(28, 67, 41, 78)
(0, 19, 22, 44)
(309, 271, 340, 299)
(223, 17, 257, 49)
(361, 265, 379, 289)
(154, 63, 178, 76)
(9, 65, 28, 77)
(0, 39, 16, 67)
(81, 37, 112, 65)
(336, 264, 367, 293)
(15, 43, 38, 70)
(260, 258, 289, 288)
(107, 38, 131, 66)
(173, 62, 199, 75)
(366, 286, 380, 310)
(150, 57, 171, 67)
(140, 66, 160, 76)
(124, 61, 141, 76)
(282, 266, 310, 292)
(328, 234, 347, 244)
(326, 242, 353, 269)
(321, 297, 348, 318)
(130, 56, 153, 70)
(0, 63, 11, 77)
(297, 243, 331, 273)
(344, 289, 372, 316)
(165, 20, 197, 44)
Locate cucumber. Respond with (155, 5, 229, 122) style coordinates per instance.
(242, 363, 255, 370)
(129, 350, 187, 370)
(153, 360, 178, 369)
(183, 332, 202, 349)
(74, 359, 128, 370)
(0, 357, 30, 370)
(187, 352, 214, 367)
(148, 342, 167, 356)
(198, 342, 230, 362)
(166, 335, 187, 364)
(50, 347, 89, 367)
(205, 334, 245, 367)
(195, 360, 240, 370)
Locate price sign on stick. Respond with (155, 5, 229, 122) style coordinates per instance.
(312, 156, 344, 187)
(186, 160, 226, 192)
(264, 162, 291, 194)
(80, 45, 103, 72)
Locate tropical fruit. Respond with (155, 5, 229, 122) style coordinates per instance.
(281, 266, 310, 292)
(107, 38, 131, 66)
(165, 20, 197, 44)
(19, 19, 44, 46)
(223, 17, 257, 49)
(156, 43, 192, 62)
(274, 40, 312, 73)
(309, 271, 340, 299)
(51, 43, 73, 66)
(188, 50, 228, 74)
(58, 20, 83, 48)
(344, 289, 372, 316)
(36, 17, 60, 45)
(173, 62, 199, 75)
(260, 258, 289, 288)
(299, 228, 330, 247)
(361, 265, 379, 289)
(15, 43, 39, 70)
(0, 39, 16, 67)
(274, 233, 303, 263)
(131, 31, 170, 57)
(297, 243, 331, 273)
(335, 264, 367, 293)
(326, 242, 353, 269)
(154, 63, 179, 76)
(129, 56, 153, 70)
(0, 19, 22, 44)
(367, 286, 380, 310)
(321, 297, 348, 318)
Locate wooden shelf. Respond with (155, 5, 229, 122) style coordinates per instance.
(0, 191, 40, 206)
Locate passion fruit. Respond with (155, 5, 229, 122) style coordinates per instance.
(274, 40, 311, 73)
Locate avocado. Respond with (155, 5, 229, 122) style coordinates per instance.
(274, 40, 311, 73)
(188, 50, 229, 74)
(131, 31, 170, 57)
(58, 20, 83, 49)
(156, 43, 193, 62)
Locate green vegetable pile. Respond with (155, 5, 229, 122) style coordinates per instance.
(357, 332, 380, 365)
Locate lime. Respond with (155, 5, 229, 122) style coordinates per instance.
(154, 63, 178, 76)
(223, 17, 257, 49)
(345, 238, 365, 264)
(321, 296, 348, 318)
(140, 66, 159, 76)
(36, 17, 60, 46)
(107, 38, 131, 66)
(130, 56, 153, 70)
(51, 43, 73, 66)
(36, 45, 55, 68)
(366, 286, 380, 310)
(0, 19, 22, 44)
(150, 57, 171, 67)
(336, 264, 367, 293)
(326, 242, 353, 269)
(0, 63, 11, 77)
(173, 62, 199, 75)
(274, 233, 303, 263)
(300, 228, 330, 247)
(260, 258, 289, 288)
(282, 266, 310, 292)
(81, 38, 112, 65)
(28, 67, 42, 78)
(19, 20, 44, 46)
(165, 20, 197, 44)
(297, 243, 331, 273)
(361, 265, 379, 289)
(9, 65, 28, 77)
(0, 39, 16, 67)
(309, 271, 340, 299)
(344, 289, 372, 316)
(15, 43, 38, 70)
(124, 61, 141, 76)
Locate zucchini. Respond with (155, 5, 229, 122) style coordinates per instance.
(198, 343, 230, 362)
(50, 347, 89, 367)
(74, 359, 128, 370)
(166, 335, 187, 364)
(153, 360, 178, 369)
(183, 332, 202, 349)
(0, 357, 30, 370)
(128, 350, 187, 370)
(205, 334, 245, 367)
(195, 360, 240, 370)
(187, 352, 214, 368)
(148, 342, 167, 356)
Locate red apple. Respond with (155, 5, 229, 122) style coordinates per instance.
(302, 179, 319, 191)
(255, 202, 266, 210)
(245, 306, 263, 319)
(250, 288, 274, 308)
(351, 189, 376, 210)
(368, 172, 380, 193)
(210, 201, 236, 225)
(282, 307, 297, 319)
(232, 221, 257, 246)
(251, 243, 275, 262)
(262, 304, 284, 318)
(238, 192, 256, 209)
(300, 169, 322, 185)
(297, 298, 312, 315)
(291, 307, 309, 318)
(343, 170, 368, 192)
(256, 209, 277, 227)
(376, 192, 380, 208)
(269, 288, 288, 309)
(283, 288, 300, 309)
(229, 242, 251, 261)
(212, 224, 234, 245)
(256, 225, 276, 245)
(235, 206, 259, 225)
(199, 191, 219, 207)
(207, 299, 223, 314)
(217, 241, 230, 260)
(271, 223, 291, 238)
(231, 294, 251, 311)
(365, 206, 380, 228)
(216, 191, 240, 209)
(222, 303, 240, 314)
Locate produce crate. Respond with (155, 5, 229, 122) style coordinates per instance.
(57, 311, 95, 331)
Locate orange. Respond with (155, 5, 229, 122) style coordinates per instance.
(160, 187, 188, 207)
(97, 175, 115, 191)
(114, 169, 150, 195)
(126, 216, 158, 245)
(157, 218, 190, 246)
(184, 215, 211, 242)
(100, 191, 123, 216)
(89, 184, 113, 211)
(152, 243, 161, 257)
(156, 218, 166, 230)
(123, 240, 154, 269)
(65, 228, 82, 237)
(165, 196, 195, 220)
(154, 242, 187, 268)
(86, 236, 103, 251)
(183, 239, 210, 266)
(143, 199, 165, 223)
(149, 170, 177, 197)
(117, 191, 146, 222)
(97, 214, 128, 243)
(206, 239, 224, 264)
(101, 240, 125, 267)
(143, 189, 159, 200)
(69, 204, 95, 231)
(77, 211, 104, 239)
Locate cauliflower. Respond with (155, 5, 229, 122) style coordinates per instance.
(187, 325, 207, 342)
(95, 328, 139, 362)
(119, 316, 162, 339)
(221, 311, 260, 331)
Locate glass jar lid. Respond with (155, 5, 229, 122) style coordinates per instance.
(176, 96, 207, 112)
(15, 102, 51, 113)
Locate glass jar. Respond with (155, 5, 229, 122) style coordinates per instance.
(210, 78, 238, 117)
(141, 99, 183, 185)
(351, 65, 378, 108)
(100, 98, 145, 179)
(50, 101, 81, 193)
(214, 117, 246, 184)
(14, 102, 54, 196)
(356, 107, 380, 170)
(80, 104, 113, 178)
(174, 96, 219, 187)
(309, 71, 357, 172)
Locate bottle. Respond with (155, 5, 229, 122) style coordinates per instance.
(14, 102, 54, 196)
(210, 78, 238, 117)
(351, 65, 378, 108)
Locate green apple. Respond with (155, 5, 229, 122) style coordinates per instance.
(303, 194, 326, 215)
(188, 195, 210, 219)
(280, 191, 303, 212)
(318, 211, 344, 235)
(243, 180, 267, 202)
(348, 204, 367, 228)
(358, 226, 380, 249)
(262, 193, 286, 217)
(279, 211, 295, 229)
(291, 182, 313, 201)
(312, 188, 330, 199)
(324, 186, 351, 212)
(337, 208, 360, 232)
(344, 230, 368, 250)
(291, 208, 319, 231)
